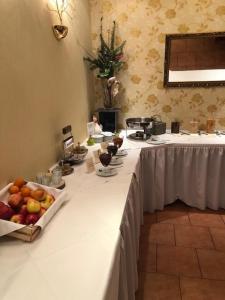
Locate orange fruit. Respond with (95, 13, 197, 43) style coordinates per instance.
(30, 190, 36, 199)
(20, 186, 31, 197)
(14, 177, 26, 188)
(8, 185, 20, 194)
(32, 189, 46, 201)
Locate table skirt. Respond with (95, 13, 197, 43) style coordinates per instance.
(139, 144, 225, 212)
(118, 173, 143, 300)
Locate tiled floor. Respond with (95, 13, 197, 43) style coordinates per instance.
(136, 201, 225, 300)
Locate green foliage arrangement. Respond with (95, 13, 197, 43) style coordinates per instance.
(84, 18, 126, 79)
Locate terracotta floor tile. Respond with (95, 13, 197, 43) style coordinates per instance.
(175, 224, 214, 249)
(197, 249, 225, 280)
(189, 212, 225, 228)
(181, 276, 225, 300)
(138, 243, 156, 273)
(140, 225, 151, 237)
(157, 210, 190, 225)
(221, 214, 225, 224)
(138, 272, 181, 300)
(157, 245, 201, 277)
(210, 227, 225, 251)
(188, 207, 225, 215)
(143, 212, 157, 224)
(148, 223, 175, 246)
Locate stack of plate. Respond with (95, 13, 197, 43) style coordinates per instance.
(91, 134, 104, 143)
(102, 131, 114, 142)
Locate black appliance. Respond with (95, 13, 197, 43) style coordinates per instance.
(96, 108, 120, 132)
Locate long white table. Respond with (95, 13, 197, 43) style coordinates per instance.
(1, 132, 225, 300)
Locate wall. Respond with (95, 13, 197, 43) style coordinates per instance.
(89, 0, 225, 129)
(0, 0, 93, 187)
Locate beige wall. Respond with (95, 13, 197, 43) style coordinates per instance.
(0, 0, 93, 187)
(90, 0, 225, 129)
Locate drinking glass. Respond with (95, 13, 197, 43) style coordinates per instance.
(190, 120, 199, 133)
(113, 137, 123, 148)
(42, 173, 52, 186)
(107, 145, 118, 156)
(52, 168, 62, 186)
(206, 119, 215, 133)
(36, 172, 45, 184)
(99, 153, 111, 167)
(171, 121, 180, 133)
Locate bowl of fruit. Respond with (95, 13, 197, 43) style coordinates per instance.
(0, 177, 68, 241)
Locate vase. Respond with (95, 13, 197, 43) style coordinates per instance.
(101, 77, 120, 109)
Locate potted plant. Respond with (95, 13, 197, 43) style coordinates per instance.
(84, 18, 126, 108)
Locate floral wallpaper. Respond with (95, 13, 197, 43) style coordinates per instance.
(89, 0, 225, 130)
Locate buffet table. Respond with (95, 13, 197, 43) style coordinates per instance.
(1, 132, 225, 300)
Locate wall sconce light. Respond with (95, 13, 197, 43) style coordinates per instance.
(50, 0, 68, 40)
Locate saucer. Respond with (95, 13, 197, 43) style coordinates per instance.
(110, 157, 123, 165)
(115, 149, 128, 156)
(96, 167, 117, 177)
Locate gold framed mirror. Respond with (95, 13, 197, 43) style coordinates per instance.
(164, 32, 225, 88)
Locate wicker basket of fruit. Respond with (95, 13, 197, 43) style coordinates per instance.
(0, 178, 68, 242)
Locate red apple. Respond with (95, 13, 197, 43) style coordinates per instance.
(19, 204, 28, 216)
(10, 214, 25, 224)
(0, 202, 14, 220)
(25, 213, 39, 225)
(27, 198, 41, 213)
(8, 193, 23, 209)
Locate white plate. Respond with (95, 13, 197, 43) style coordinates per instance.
(102, 131, 113, 137)
(115, 149, 128, 156)
(110, 157, 123, 165)
(96, 167, 117, 177)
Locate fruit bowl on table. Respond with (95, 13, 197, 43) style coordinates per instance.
(0, 179, 68, 242)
